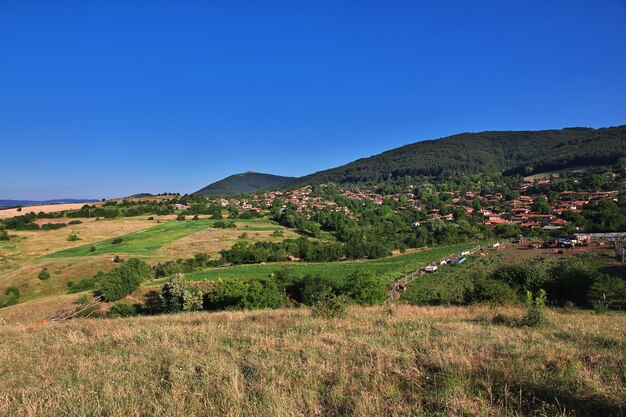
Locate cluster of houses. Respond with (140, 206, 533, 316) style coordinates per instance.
(178, 174, 622, 231)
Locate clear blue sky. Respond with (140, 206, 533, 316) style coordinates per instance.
(1, 1, 625, 200)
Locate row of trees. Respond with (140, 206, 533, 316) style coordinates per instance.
(220, 236, 390, 264)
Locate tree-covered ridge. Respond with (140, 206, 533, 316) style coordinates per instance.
(193, 172, 294, 196)
(282, 125, 626, 186)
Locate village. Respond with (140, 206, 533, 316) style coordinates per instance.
(174, 172, 625, 233)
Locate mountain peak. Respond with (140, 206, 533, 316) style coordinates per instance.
(193, 172, 294, 196)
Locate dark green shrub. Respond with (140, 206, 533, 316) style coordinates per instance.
(160, 274, 203, 313)
(311, 291, 348, 319)
(41, 223, 67, 230)
(342, 270, 387, 306)
(68, 271, 106, 293)
(67, 233, 80, 241)
(176, 214, 186, 221)
(1, 286, 20, 307)
(38, 268, 51, 280)
(546, 257, 602, 306)
(588, 275, 626, 312)
(111, 237, 123, 245)
(491, 261, 548, 293)
(471, 278, 518, 304)
(301, 274, 342, 306)
(147, 216, 154, 220)
(98, 258, 152, 301)
(192, 215, 199, 220)
(213, 221, 236, 229)
(68, 220, 82, 225)
(0, 230, 9, 241)
(89, 246, 97, 252)
(108, 301, 139, 318)
(204, 277, 283, 311)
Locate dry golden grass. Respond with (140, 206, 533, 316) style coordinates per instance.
(159, 228, 299, 259)
(4, 218, 153, 259)
(0, 305, 623, 416)
(0, 203, 89, 220)
(0, 218, 156, 299)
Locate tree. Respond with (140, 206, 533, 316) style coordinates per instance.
(532, 196, 551, 214)
(99, 258, 151, 301)
(160, 274, 203, 313)
(342, 271, 387, 306)
(38, 268, 51, 280)
(204, 277, 283, 311)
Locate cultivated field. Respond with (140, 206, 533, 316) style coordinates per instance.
(0, 203, 90, 220)
(183, 242, 479, 285)
(0, 216, 297, 301)
(0, 305, 623, 416)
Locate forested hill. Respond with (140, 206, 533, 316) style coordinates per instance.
(192, 172, 294, 196)
(282, 125, 626, 187)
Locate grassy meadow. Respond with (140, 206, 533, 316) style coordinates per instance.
(181, 242, 479, 285)
(0, 305, 623, 416)
(0, 216, 294, 301)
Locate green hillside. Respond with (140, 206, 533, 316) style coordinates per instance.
(281, 125, 626, 187)
(193, 172, 294, 196)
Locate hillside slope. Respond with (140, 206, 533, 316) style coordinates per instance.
(1, 305, 623, 416)
(193, 172, 294, 196)
(282, 125, 626, 187)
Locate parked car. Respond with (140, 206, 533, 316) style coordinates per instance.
(554, 237, 574, 248)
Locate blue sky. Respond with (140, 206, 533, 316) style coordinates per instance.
(1, 1, 625, 199)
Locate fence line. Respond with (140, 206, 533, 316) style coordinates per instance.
(384, 245, 484, 306)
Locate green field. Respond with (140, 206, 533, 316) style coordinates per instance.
(44, 219, 215, 258)
(43, 218, 286, 259)
(180, 242, 479, 285)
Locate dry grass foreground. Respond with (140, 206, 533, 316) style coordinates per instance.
(0, 305, 624, 416)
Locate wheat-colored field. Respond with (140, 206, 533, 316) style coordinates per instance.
(0, 305, 623, 416)
(0, 203, 89, 219)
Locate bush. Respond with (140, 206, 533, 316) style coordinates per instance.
(588, 275, 626, 312)
(546, 257, 602, 306)
(176, 214, 186, 221)
(68, 220, 82, 225)
(301, 274, 342, 306)
(204, 277, 283, 311)
(520, 289, 548, 327)
(491, 261, 548, 293)
(41, 223, 67, 230)
(67, 233, 80, 241)
(311, 291, 348, 319)
(147, 216, 154, 220)
(342, 270, 387, 306)
(68, 272, 105, 293)
(111, 238, 123, 245)
(98, 258, 152, 301)
(213, 221, 236, 229)
(160, 274, 203, 313)
(1, 286, 20, 307)
(108, 301, 139, 318)
(89, 246, 97, 252)
(192, 214, 199, 220)
(471, 278, 518, 304)
(38, 268, 51, 281)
